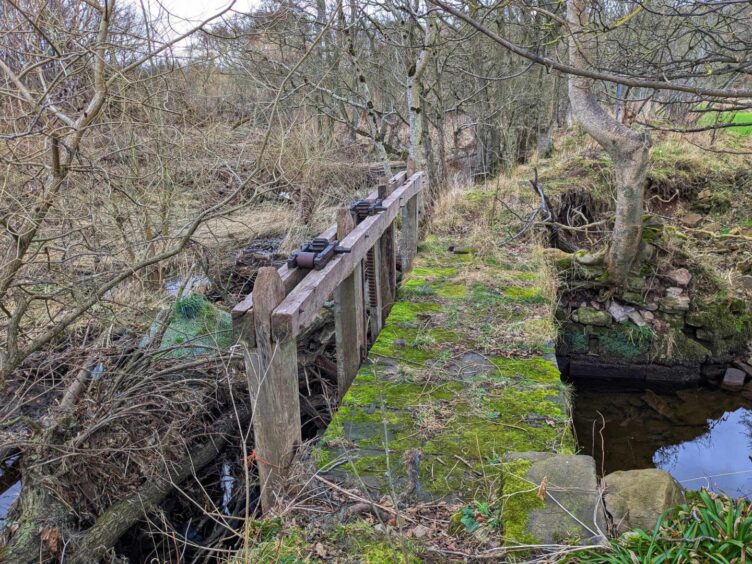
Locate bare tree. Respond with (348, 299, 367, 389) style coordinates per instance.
(567, 0, 650, 285)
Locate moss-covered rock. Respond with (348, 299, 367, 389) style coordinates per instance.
(502, 453, 606, 546)
(653, 330, 709, 365)
(143, 295, 233, 358)
(572, 307, 611, 327)
(603, 469, 684, 535)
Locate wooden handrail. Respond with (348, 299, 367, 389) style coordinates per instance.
(271, 172, 423, 340)
(233, 169, 422, 513)
(230, 171, 408, 348)
(230, 225, 337, 318)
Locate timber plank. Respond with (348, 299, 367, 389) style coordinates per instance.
(334, 209, 366, 397)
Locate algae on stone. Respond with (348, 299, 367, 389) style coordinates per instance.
(143, 295, 233, 359)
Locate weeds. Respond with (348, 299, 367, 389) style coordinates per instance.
(571, 490, 752, 563)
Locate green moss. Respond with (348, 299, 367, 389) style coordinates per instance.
(399, 279, 436, 297)
(596, 322, 653, 359)
(342, 370, 465, 409)
(410, 266, 458, 279)
(316, 191, 576, 509)
(490, 356, 561, 384)
(233, 521, 306, 563)
(469, 284, 503, 305)
(654, 330, 710, 365)
(334, 521, 422, 563)
(385, 301, 440, 325)
(501, 459, 545, 545)
(561, 325, 589, 354)
(683, 301, 752, 358)
(433, 282, 467, 299)
(369, 317, 458, 364)
(148, 296, 233, 358)
(502, 286, 547, 304)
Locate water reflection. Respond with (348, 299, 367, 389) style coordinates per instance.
(572, 383, 752, 499)
(654, 408, 752, 498)
(0, 456, 21, 528)
(0, 480, 21, 527)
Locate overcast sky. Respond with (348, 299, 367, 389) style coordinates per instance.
(133, 0, 258, 35)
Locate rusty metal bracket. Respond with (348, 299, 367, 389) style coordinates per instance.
(287, 237, 350, 270)
(350, 198, 387, 224)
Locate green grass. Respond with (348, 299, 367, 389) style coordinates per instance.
(570, 490, 752, 563)
(698, 110, 752, 136)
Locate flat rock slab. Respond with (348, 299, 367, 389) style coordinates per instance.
(504, 452, 607, 545)
(603, 469, 684, 534)
(314, 232, 575, 505)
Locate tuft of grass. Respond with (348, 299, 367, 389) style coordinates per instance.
(698, 110, 752, 137)
(570, 490, 752, 563)
(174, 294, 208, 319)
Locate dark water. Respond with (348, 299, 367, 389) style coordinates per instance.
(0, 456, 21, 528)
(572, 383, 752, 498)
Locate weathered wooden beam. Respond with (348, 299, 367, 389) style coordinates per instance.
(230, 174, 406, 347)
(231, 226, 338, 348)
(378, 179, 397, 318)
(334, 208, 366, 398)
(271, 173, 423, 341)
(230, 171, 406, 322)
(400, 176, 421, 273)
(247, 267, 301, 513)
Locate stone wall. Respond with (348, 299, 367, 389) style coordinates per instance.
(556, 267, 752, 384)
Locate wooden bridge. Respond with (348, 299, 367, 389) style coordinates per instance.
(232, 171, 423, 511)
(232, 172, 606, 548)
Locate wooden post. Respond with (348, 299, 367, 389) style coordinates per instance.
(378, 182, 397, 318)
(364, 243, 383, 343)
(400, 178, 420, 273)
(334, 209, 365, 397)
(247, 267, 301, 513)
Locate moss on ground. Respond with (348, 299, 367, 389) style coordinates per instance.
(233, 519, 422, 563)
(143, 295, 233, 358)
(501, 459, 545, 545)
(313, 182, 575, 553)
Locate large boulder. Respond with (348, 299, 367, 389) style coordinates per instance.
(603, 469, 684, 534)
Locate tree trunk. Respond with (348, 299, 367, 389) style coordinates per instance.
(0, 473, 75, 563)
(406, 14, 436, 176)
(567, 0, 650, 287)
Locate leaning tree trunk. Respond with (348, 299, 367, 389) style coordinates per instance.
(0, 475, 75, 563)
(567, 0, 650, 287)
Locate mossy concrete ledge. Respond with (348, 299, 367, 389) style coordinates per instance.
(503, 452, 606, 546)
(314, 221, 576, 539)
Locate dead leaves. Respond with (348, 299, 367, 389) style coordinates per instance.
(537, 475, 549, 500)
(40, 527, 61, 554)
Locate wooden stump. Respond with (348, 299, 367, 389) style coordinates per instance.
(246, 267, 301, 513)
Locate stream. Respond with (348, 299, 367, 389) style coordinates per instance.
(0, 455, 21, 529)
(572, 381, 752, 499)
